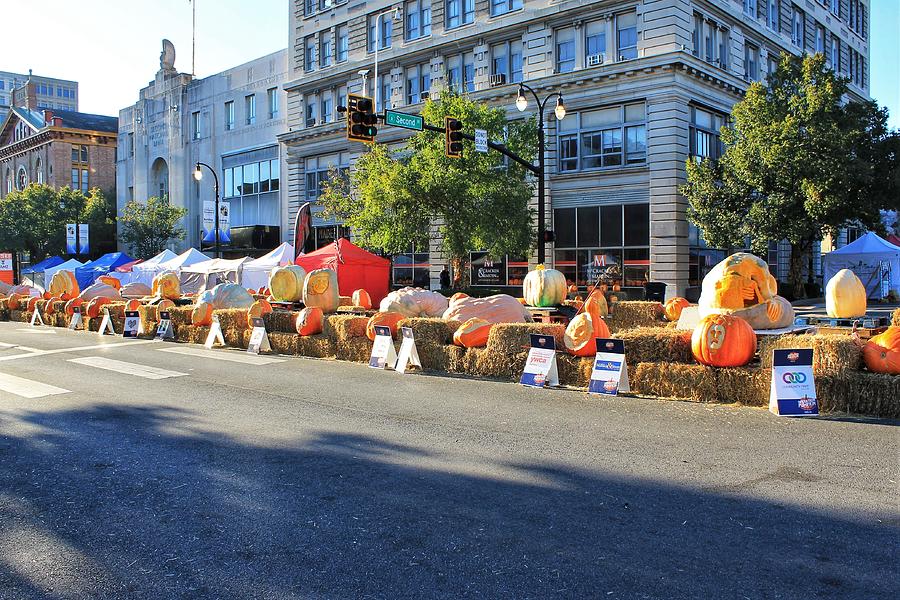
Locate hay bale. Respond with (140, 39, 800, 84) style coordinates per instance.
(264, 310, 299, 334)
(338, 295, 353, 307)
(297, 335, 336, 358)
(615, 327, 693, 364)
(631, 363, 718, 402)
(336, 337, 374, 363)
(556, 354, 593, 388)
(437, 345, 467, 373)
(268, 332, 301, 355)
(758, 333, 862, 376)
(606, 301, 666, 333)
(817, 372, 900, 418)
(189, 325, 211, 345)
(336, 305, 373, 314)
(715, 367, 770, 407)
(138, 305, 159, 334)
(892, 308, 900, 327)
(214, 308, 250, 347)
(486, 323, 565, 356)
(10, 309, 27, 323)
(474, 348, 529, 381)
(397, 317, 456, 347)
(327, 314, 369, 343)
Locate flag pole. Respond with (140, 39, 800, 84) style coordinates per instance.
(191, 0, 196, 76)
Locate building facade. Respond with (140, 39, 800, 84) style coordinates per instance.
(0, 70, 78, 123)
(279, 0, 870, 297)
(117, 43, 289, 255)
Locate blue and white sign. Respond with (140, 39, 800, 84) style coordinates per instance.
(520, 334, 559, 388)
(588, 338, 630, 395)
(78, 224, 90, 255)
(769, 349, 818, 416)
(66, 223, 77, 254)
(369, 325, 396, 369)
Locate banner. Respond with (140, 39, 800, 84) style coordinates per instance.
(155, 311, 175, 340)
(588, 338, 630, 395)
(0, 252, 13, 285)
(520, 334, 559, 388)
(201, 200, 216, 243)
(78, 223, 89, 255)
(123, 311, 142, 338)
(66, 223, 77, 254)
(218, 201, 231, 244)
(769, 349, 818, 416)
(247, 317, 271, 354)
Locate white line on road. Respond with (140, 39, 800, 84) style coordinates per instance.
(157, 346, 284, 365)
(0, 340, 155, 362)
(67, 357, 188, 380)
(0, 372, 70, 399)
(15, 328, 56, 334)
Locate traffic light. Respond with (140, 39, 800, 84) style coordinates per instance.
(445, 116, 463, 158)
(347, 94, 377, 142)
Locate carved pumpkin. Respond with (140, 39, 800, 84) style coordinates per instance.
(453, 318, 492, 348)
(85, 297, 112, 318)
(564, 312, 611, 357)
(366, 311, 404, 341)
(49, 270, 79, 300)
(97, 275, 122, 290)
(380, 287, 449, 317)
(352, 289, 373, 310)
(698, 252, 793, 329)
(303, 269, 340, 313)
(269, 265, 308, 302)
(523, 265, 566, 307)
(442, 294, 530, 324)
(125, 299, 142, 312)
(450, 292, 469, 303)
(27, 297, 40, 312)
(862, 326, 900, 375)
(45, 296, 61, 315)
(583, 290, 609, 319)
(825, 269, 867, 318)
(192, 302, 214, 326)
(151, 272, 181, 300)
(295, 307, 324, 336)
(691, 314, 756, 367)
(246, 299, 273, 328)
(664, 297, 690, 322)
(64, 298, 84, 317)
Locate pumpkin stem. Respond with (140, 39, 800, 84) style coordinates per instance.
(536, 264, 545, 271)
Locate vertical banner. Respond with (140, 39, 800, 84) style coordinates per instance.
(520, 334, 559, 388)
(369, 325, 397, 369)
(201, 200, 216, 243)
(78, 224, 90, 255)
(395, 327, 422, 374)
(66, 224, 78, 254)
(588, 338, 630, 395)
(0, 252, 13, 285)
(769, 349, 818, 416)
(218, 201, 231, 244)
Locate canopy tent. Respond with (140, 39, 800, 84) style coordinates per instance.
(822, 232, 900, 299)
(119, 249, 181, 286)
(43, 258, 84, 288)
(241, 242, 295, 290)
(115, 259, 143, 273)
(294, 238, 391, 304)
(179, 257, 251, 294)
(21, 256, 64, 289)
(887, 234, 900, 247)
(74, 252, 135, 289)
(157, 248, 209, 274)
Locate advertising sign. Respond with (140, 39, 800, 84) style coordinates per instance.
(155, 311, 175, 340)
(769, 349, 818, 416)
(470, 253, 505, 286)
(123, 311, 142, 338)
(395, 327, 422, 374)
(588, 338, 630, 395)
(78, 223, 90, 255)
(218, 202, 231, 244)
(0, 252, 13, 285)
(520, 334, 559, 388)
(247, 317, 271, 354)
(369, 325, 397, 369)
(201, 200, 216, 243)
(68, 305, 82, 330)
(66, 223, 78, 254)
(205, 315, 226, 348)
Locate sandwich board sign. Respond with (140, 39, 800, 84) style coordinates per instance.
(769, 349, 818, 416)
(97, 307, 115, 335)
(588, 338, 630, 395)
(204, 314, 225, 349)
(394, 327, 422, 374)
(520, 333, 559, 388)
(29, 307, 45, 327)
(155, 311, 175, 341)
(247, 317, 271, 354)
(123, 310, 143, 338)
(369, 325, 397, 369)
(68, 305, 83, 330)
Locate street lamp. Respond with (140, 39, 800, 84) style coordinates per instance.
(373, 6, 401, 112)
(515, 84, 566, 264)
(194, 162, 220, 258)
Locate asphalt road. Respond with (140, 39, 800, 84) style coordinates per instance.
(0, 321, 897, 599)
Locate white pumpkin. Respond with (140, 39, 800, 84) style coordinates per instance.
(826, 269, 867, 318)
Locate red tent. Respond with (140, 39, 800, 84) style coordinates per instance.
(115, 259, 143, 273)
(294, 238, 391, 304)
(887, 234, 900, 248)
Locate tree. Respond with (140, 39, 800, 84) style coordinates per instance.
(320, 90, 538, 286)
(118, 196, 187, 258)
(681, 53, 899, 298)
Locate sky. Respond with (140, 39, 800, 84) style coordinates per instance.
(0, 0, 897, 128)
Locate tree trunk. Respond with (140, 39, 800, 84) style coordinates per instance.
(788, 239, 811, 300)
(450, 255, 470, 289)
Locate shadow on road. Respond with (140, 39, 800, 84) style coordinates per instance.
(0, 403, 896, 599)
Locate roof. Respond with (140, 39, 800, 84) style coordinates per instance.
(10, 106, 118, 133)
(294, 238, 390, 269)
(21, 255, 64, 274)
(828, 232, 900, 256)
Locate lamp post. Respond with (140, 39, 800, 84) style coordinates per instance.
(193, 162, 220, 258)
(515, 83, 566, 265)
(373, 6, 401, 112)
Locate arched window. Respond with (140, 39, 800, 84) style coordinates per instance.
(35, 158, 43, 184)
(151, 157, 169, 199)
(16, 166, 28, 191)
(4, 168, 10, 194)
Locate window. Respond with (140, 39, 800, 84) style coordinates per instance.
(446, 0, 474, 29)
(336, 85, 347, 119)
(556, 27, 576, 73)
(395, 244, 431, 288)
(744, 42, 759, 81)
(192, 110, 201, 140)
(368, 13, 393, 52)
(305, 35, 317, 71)
(305, 0, 314, 15)
(71, 168, 78, 190)
(71, 144, 88, 163)
(306, 93, 319, 127)
(689, 105, 726, 161)
(446, 51, 476, 93)
(267, 87, 279, 119)
(792, 7, 805, 48)
(337, 25, 349, 62)
(585, 20, 607, 64)
(245, 94, 256, 125)
(744, 0, 757, 17)
(320, 31, 333, 68)
(225, 101, 235, 130)
(36, 159, 42, 184)
(830, 0, 839, 16)
(767, 0, 779, 30)
(222, 153, 280, 227)
(491, 40, 523, 84)
(321, 92, 334, 123)
(304, 153, 349, 203)
(616, 11, 638, 60)
(369, 74, 392, 112)
(557, 104, 647, 172)
(830, 38, 838, 69)
(406, 63, 431, 104)
(405, 0, 431, 40)
(491, 0, 522, 17)
(816, 25, 825, 54)
(128, 132, 134, 157)
(80, 169, 89, 194)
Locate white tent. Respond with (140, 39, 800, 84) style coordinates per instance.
(43, 258, 84, 287)
(822, 232, 900, 299)
(130, 249, 179, 285)
(157, 248, 209, 274)
(179, 257, 252, 294)
(241, 242, 295, 290)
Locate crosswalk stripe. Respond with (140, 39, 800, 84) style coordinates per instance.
(0, 372, 70, 399)
(157, 346, 284, 365)
(0, 340, 155, 363)
(67, 357, 188, 380)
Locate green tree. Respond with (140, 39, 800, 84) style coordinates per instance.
(0, 184, 96, 260)
(118, 196, 187, 258)
(681, 53, 899, 298)
(320, 90, 538, 286)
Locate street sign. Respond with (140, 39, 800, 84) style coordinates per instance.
(474, 129, 488, 153)
(385, 110, 424, 131)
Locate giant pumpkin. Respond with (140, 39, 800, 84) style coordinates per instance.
(862, 326, 900, 375)
(352, 289, 372, 310)
(78, 282, 121, 302)
(246, 299, 273, 328)
(120, 282, 152, 297)
(691, 314, 756, 367)
(44, 296, 61, 315)
(151, 272, 181, 300)
(295, 307, 324, 336)
(564, 312, 611, 357)
(192, 303, 214, 326)
(156, 299, 175, 313)
(97, 276, 122, 290)
(7, 293, 24, 310)
(583, 290, 609, 319)
(523, 265, 566, 307)
(442, 294, 530, 324)
(380, 287, 449, 318)
(64, 297, 84, 317)
(698, 252, 793, 329)
(26, 297, 40, 313)
(303, 269, 340, 313)
(453, 318, 492, 348)
(664, 297, 690, 322)
(825, 269, 867, 318)
(269, 265, 308, 302)
(366, 311, 404, 341)
(49, 270, 79, 300)
(85, 297, 112, 318)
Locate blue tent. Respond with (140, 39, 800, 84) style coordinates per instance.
(21, 255, 64, 275)
(75, 252, 135, 289)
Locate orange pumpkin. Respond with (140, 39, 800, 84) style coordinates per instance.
(7, 293, 24, 310)
(453, 318, 492, 348)
(691, 314, 756, 367)
(295, 306, 324, 336)
(664, 297, 690, 322)
(352, 289, 373, 310)
(45, 296, 61, 315)
(450, 292, 469, 303)
(517, 297, 527, 305)
(157, 299, 175, 313)
(64, 297, 84, 317)
(366, 311, 404, 341)
(97, 276, 122, 290)
(564, 312, 611, 357)
(26, 297, 40, 312)
(125, 299, 142, 312)
(246, 299, 273, 328)
(862, 326, 900, 375)
(49, 270, 79, 300)
(85, 296, 112, 318)
(42, 291, 52, 300)
(191, 302, 214, 326)
(583, 290, 609, 320)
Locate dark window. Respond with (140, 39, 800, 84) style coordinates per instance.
(576, 206, 599, 247)
(624, 203, 650, 246)
(600, 205, 622, 247)
(554, 208, 577, 247)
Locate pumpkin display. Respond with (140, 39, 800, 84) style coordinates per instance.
(196, 282, 255, 309)
(151, 272, 181, 300)
(85, 297, 112, 318)
(64, 298, 84, 317)
(246, 299, 273, 328)
(295, 307, 324, 336)
(442, 294, 530, 324)
(378, 287, 449, 318)
(269, 265, 308, 302)
(125, 299, 142, 312)
(697, 252, 793, 329)
(156, 299, 176, 313)
(97, 276, 122, 290)
(78, 282, 121, 302)
(664, 297, 690, 322)
(44, 296, 61, 315)
(192, 302, 214, 326)
(564, 312, 611, 357)
(49, 270, 79, 300)
(351, 288, 373, 310)
(303, 268, 340, 313)
(7, 293, 24, 310)
(26, 297, 40, 313)
(691, 314, 757, 367)
(583, 290, 609, 319)
(453, 318, 492, 348)
(523, 265, 567, 307)
(862, 326, 900, 375)
(450, 292, 469, 303)
(825, 269, 867, 318)
(366, 311, 404, 341)
(120, 282, 152, 297)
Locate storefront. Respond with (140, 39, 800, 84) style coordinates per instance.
(469, 252, 529, 289)
(392, 244, 430, 288)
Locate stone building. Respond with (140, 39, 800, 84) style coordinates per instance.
(0, 70, 78, 123)
(279, 0, 870, 297)
(117, 42, 289, 255)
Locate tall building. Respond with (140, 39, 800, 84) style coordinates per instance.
(0, 70, 78, 123)
(117, 42, 289, 255)
(279, 0, 870, 297)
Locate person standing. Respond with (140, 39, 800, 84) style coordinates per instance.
(439, 265, 451, 290)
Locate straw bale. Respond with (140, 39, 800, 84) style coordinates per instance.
(606, 301, 666, 333)
(486, 323, 565, 356)
(758, 333, 861, 375)
(265, 310, 300, 334)
(336, 305, 373, 314)
(169, 306, 194, 328)
(460, 348, 486, 376)
(336, 338, 375, 363)
(715, 367, 770, 407)
(297, 335, 336, 358)
(397, 317, 456, 347)
(631, 363, 718, 402)
(188, 325, 211, 345)
(339, 295, 353, 307)
(817, 372, 900, 418)
(614, 327, 693, 364)
(138, 305, 159, 334)
(473, 349, 529, 381)
(214, 308, 250, 342)
(436, 345, 467, 373)
(556, 354, 593, 388)
(328, 314, 370, 343)
(892, 308, 900, 327)
(10, 309, 27, 323)
(0, 298, 8, 312)
(268, 332, 301, 355)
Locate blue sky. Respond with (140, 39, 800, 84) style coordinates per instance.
(0, 0, 897, 128)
